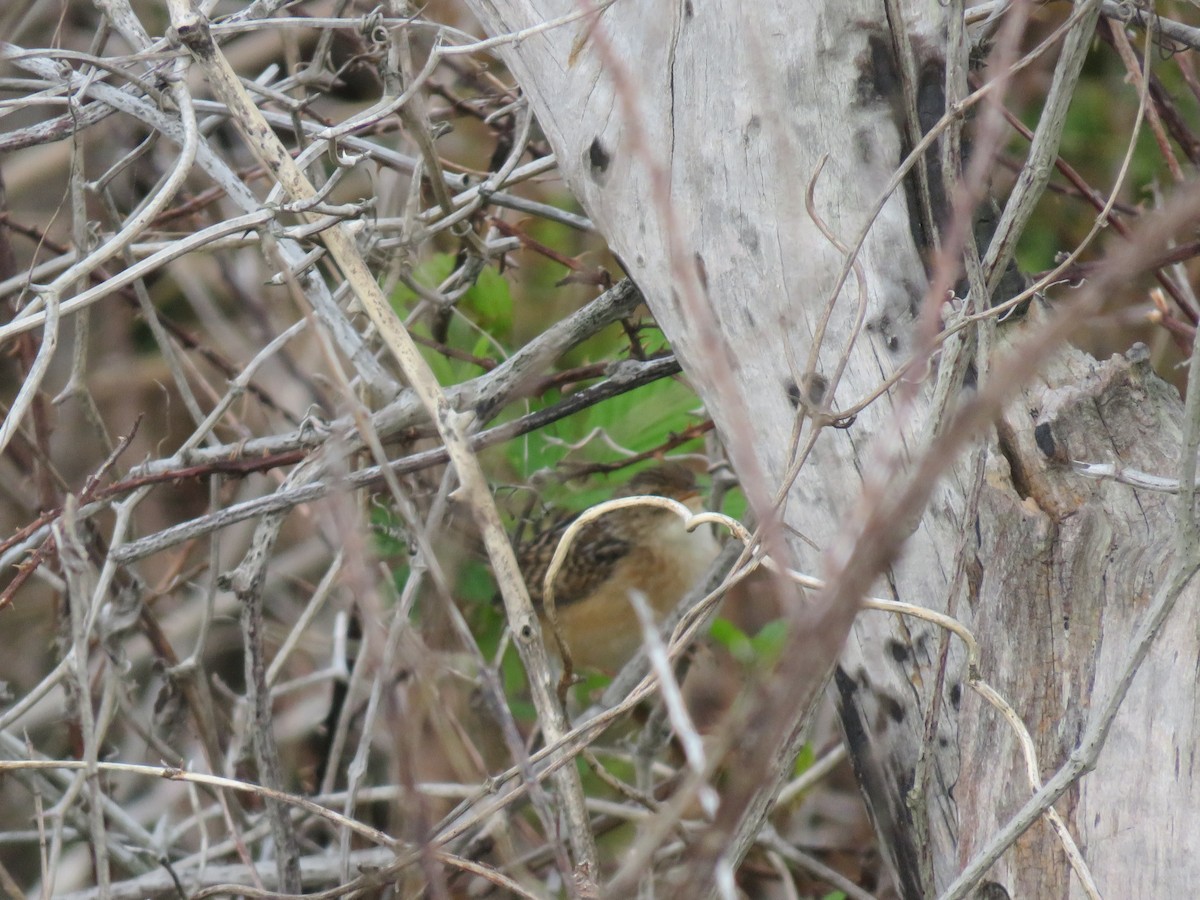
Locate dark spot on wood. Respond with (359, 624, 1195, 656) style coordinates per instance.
(886, 639, 909, 663)
(836, 664, 924, 899)
(589, 137, 609, 171)
(914, 631, 933, 655)
(521, 624, 534, 639)
(587, 137, 610, 184)
(744, 114, 761, 146)
(938, 736, 949, 748)
(948, 683, 962, 709)
(914, 60, 949, 249)
(880, 692, 905, 724)
(833, 665, 859, 699)
(1034, 422, 1059, 461)
(803, 373, 828, 408)
(1063, 615, 1070, 631)
(832, 669, 871, 760)
(783, 379, 801, 409)
(977, 882, 1012, 900)
(855, 33, 900, 110)
(684, 0, 694, 16)
(916, 58, 946, 138)
(886, 335, 900, 352)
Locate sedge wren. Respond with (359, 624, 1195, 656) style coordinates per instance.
(516, 463, 720, 672)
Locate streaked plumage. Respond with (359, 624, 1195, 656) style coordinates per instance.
(515, 464, 719, 670)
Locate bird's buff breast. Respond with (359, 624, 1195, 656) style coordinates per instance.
(544, 517, 720, 672)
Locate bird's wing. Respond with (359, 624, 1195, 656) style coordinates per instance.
(518, 513, 630, 609)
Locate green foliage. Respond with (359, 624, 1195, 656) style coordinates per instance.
(462, 265, 517, 337)
(793, 741, 816, 777)
(390, 252, 516, 385)
(709, 618, 789, 670)
(457, 557, 498, 608)
(502, 352, 704, 499)
(718, 484, 748, 523)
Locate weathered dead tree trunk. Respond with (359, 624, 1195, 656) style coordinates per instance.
(464, 0, 1200, 895)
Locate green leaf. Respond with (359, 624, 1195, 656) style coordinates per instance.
(457, 559, 497, 607)
(709, 618, 754, 664)
(719, 485, 748, 523)
(389, 562, 410, 596)
(793, 742, 816, 776)
(750, 619, 789, 666)
(709, 617, 788, 669)
(461, 265, 514, 338)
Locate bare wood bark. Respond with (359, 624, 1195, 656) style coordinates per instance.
(462, 0, 1200, 896)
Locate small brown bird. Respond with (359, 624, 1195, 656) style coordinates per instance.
(516, 464, 720, 672)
